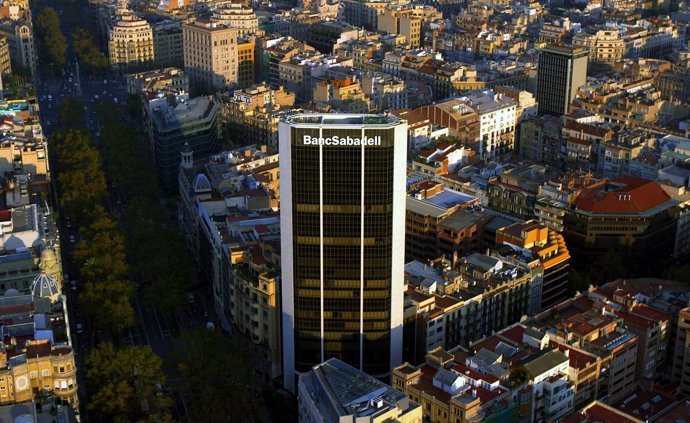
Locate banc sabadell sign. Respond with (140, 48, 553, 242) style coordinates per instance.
(301, 135, 382, 146)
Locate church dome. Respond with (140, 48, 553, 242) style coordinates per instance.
(31, 273, 59, 302)
(193, 173, 212, 193)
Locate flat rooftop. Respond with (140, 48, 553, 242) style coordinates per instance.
(283, 113, 403, 127)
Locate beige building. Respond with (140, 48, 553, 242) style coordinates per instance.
(673, 301, 690, 397)
(212, 2, 259, 38)
(0, 35, 11, 75)
(573, 29, 625, 71)
(108, 13, 155, 70)
(377, 5, 441, 48)
(0, 340, 78, 407)
(313, 77, 370, 113)
(0, 19, 35, 76)
(237, 37, 255, 88)
(183, 19, 238, 93)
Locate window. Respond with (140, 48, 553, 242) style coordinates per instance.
(42, 369, 49, 377)
(30, 371, 37, 379)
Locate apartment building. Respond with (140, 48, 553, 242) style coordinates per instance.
(519, 116, 563, 166)
(496, 220, 570, 312)
(218, 83, 296, 148)
(459, 90, 517, 159)
(212, 2, 259, 37)
(237, 37, 256, 87)
(0, 35, 11, 75)
(183, 19, 238, 93)
(126, 67, 188, 95)
(152, 20, 183, 69)
(392, 348, 514, 423)
(0, 19, 35, 76)
(178, 145, 281, 380)
(487, 164, 559, 220)
(673, 302, 690, 397)
(0, 291, 77, 407)
(312, 77, 370, 113)
(572, 30, 625, 72)
(405, 180, 485, 261)
(377, 5, 442, 48)
(108, 13, 155, 70)
(537, 44, 588, 116)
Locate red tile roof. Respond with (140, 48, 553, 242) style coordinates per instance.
(631, 304, 668, 322)
(563, 402, 642, 423)
(575, 176, 672, 214)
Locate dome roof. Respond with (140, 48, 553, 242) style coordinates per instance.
(31, 273, 59, 300)
(181, 142, 193, 154)
(193, 173, 212, 193)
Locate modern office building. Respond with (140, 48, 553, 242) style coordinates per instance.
(150, 96, 220, 193)
(299, 358, 422, 423)
(279, 114, 407, 391)
(182, 19, 238, 93)
(536, 44, 588, 116)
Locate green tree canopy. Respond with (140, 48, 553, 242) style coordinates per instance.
(86, 343, 172, 423)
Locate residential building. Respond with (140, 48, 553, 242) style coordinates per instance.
(0, 35, 10, 75)
(299, 358, 422, 423)
(0, 290, 77, 407)
(339, 0, 389, 31)
(360, 72, 407, 112)
(313, 77, 370, 113)
(572, 30, 625, 72)
(304, 21, 360, 53)
(458, 90, 517, 159)
(405, 180, 486, 261)
(563, 176, 679, 274)
(519, 116, 562, 166)
(237, 37, 256, 87)
(152, 20, 183, 69)
(413, 99, 480, 150)
(487, 164, 559, 220)
(212, 3, 259, 37)
(392, 348, 516, 423)
(107, 13, 155, 70)
(178, 145, 281, 380)
(126, 67, 188, 95)
(0, 19, 35, 76)
(537, 44, 588, 116)
(377, 5, 442, 48)
(673, 300, 690, 397)
(218, 83, 296, 148)
(150, 95, 220, 193)
(279, 114, 407, 391)
(496, 220, 570, 312)
(182, 19, 238, 93)
(534, 172, 605, 233)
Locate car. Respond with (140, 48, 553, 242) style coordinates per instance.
(76, 323, 83, 334)
(103, 80, 107, 84)
(66, 220, 72, 228)
(206, 322, 215, 330)
(64, 273, 69, 281)
(70, 280, 77, 290)
(187, 293, 195, 304)
(69, 235, 76, 244)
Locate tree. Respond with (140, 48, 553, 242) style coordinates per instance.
(86, 343, 172, 423)
(79, 277, 135, 336)
(170, 330, 268, 423)
(36, 7, 67, 68)
(73, 28, 107, 70)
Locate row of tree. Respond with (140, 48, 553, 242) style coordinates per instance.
(35, 7, 67, 70)
(51, 101, 171, 422)
(95, 101, 195, 316)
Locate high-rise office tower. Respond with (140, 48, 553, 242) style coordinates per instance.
(279, 114, 407, 391)
(536, 44, 588, 116)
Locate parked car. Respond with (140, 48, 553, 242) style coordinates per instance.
(76, 323, 83, 334)
(69, 235, 76, 244)
(70, 280, 77, 291)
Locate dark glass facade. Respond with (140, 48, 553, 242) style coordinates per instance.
(289, 126, 397, 376)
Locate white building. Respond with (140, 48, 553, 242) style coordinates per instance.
(459, 90, 517, 159)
